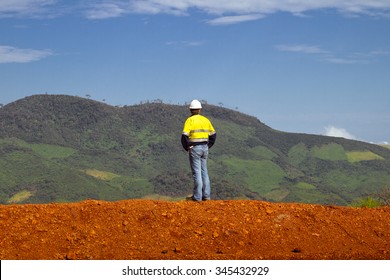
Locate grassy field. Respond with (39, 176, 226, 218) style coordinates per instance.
(346, 151, 384, 163)
(7, 190, 34, 203)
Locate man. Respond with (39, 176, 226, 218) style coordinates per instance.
(181, 99, 216, 202)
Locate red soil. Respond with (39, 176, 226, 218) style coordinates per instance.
(0, 199, 389, 260)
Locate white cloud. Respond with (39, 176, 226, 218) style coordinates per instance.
(324, 126, 356, 140)
(83, 0, 390, 22)
(276, 44, 388, 64)
(322, 56, 367, 64)
(207, 14, 265, 25)
(0, 0, 56, 18)
(129, 1, 390, 16)
(276, 44, 328, 54)
(85, 2, 128, 19)
(165, 41, 206, 47)
(130, 0, 188, 16)
(370, 50, 390, 56)
(2, 1, 390, 22)
(0, 45, 53, 63)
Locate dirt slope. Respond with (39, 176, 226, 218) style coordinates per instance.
(0, 200, 389, 260)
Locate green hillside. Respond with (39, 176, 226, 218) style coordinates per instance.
(1, 94, 389, 205)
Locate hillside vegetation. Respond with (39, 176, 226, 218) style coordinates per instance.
(1, 94, 390, 205)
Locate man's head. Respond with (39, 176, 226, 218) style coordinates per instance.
(189, 99, 202, 115)
(189, 99, 202, 109)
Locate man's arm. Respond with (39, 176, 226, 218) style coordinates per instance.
(208, 132, 216, 148)
(181, 134, 190, 151)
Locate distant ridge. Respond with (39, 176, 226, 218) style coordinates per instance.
(1, 94, 389, 205)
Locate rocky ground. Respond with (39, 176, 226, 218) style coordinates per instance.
(0, 199, 389, 260)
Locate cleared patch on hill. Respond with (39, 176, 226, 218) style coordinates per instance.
(83, 169, 120, 181)
(346, 151, 384, 163)
(310, 143, 347, 161)
(7, 190, 34, 204)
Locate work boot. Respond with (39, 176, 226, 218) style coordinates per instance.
(186, 196, 200, 202)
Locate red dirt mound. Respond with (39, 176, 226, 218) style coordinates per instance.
(0, 200, 389, 260)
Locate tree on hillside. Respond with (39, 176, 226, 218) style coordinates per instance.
(352, 187, 390, 207)
(374, 187, 390, 206)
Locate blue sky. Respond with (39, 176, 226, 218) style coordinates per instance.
(1, 1, 390, 143)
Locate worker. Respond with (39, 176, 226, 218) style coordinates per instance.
(181, 99, 216, 201)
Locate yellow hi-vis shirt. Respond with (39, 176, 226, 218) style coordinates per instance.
(182, 114, 216, 143)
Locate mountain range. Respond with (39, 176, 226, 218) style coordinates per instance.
(1, 94, 389, 205)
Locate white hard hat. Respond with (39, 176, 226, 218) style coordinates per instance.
(189, 99, 202, 109)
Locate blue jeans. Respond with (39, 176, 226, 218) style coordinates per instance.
(189, 144, 211, 201)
